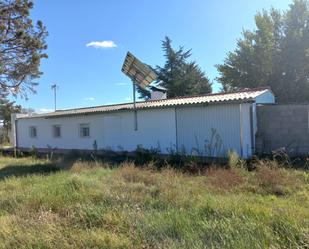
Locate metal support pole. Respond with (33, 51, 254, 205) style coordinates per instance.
(51, 84, 57, 111)
(132, 81, 138, 130)
(239, 103, 243, 158)
(54, 87, 57, 111)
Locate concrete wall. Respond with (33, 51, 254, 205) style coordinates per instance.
(256, 104, 309, 155)
(16, 108, 177, 154)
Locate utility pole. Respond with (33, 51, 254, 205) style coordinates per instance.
(51, 84, 58, 111)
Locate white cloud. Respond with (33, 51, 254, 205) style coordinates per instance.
(37, 108, 54, 114)
(84, 97, 95, 101)
(125, 97, 132, 101)
(116, 82, 129, 86)
(86, 40, 117, 49)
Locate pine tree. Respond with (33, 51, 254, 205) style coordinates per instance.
(138, 37, 212, 99)
(0, 0, 48, 98)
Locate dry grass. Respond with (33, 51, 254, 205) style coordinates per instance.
(70, 160, 111, 172)
(0, 156, 308, 249)
(253, 165, 301, 195)
(205, 167, 244, 192)
(114, 162, 159, 186)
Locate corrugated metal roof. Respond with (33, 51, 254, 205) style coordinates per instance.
(19, 87, 271, 119)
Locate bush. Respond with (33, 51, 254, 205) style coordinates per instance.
(227, 150, 246, 169)
(29, 146, 38, 158)
(133, 146, 160, 167)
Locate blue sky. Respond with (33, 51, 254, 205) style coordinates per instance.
(15, 0, 291, 113)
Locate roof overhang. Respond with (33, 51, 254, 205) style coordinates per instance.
(16, 87, 271, 120)
(18, 99, 256, 120)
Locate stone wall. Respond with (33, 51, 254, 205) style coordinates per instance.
(256, 104, 309, 155)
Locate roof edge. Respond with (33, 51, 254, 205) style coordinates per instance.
(16, 87, 271, 120)
(53, 86, 272, 113)
(17, 99, 256, 120)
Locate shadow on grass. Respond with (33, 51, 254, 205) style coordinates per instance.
(0, 163, 61, 181)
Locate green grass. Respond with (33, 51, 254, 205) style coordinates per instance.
(0, 156, 308, 249)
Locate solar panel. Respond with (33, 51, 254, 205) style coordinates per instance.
(121, 52, 157, 131)
(121, 52, 157, 89)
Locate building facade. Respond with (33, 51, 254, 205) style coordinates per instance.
(11, 88, 275, 158)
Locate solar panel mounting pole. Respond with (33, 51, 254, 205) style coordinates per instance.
(132, 80, 138, 131)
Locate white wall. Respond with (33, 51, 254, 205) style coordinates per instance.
(15, 102, 260, 158)
(255, 90, 275, 104)
(175, 103, 253, 158)
(240, 103, 253, 158)
(16, 108, 177, 153)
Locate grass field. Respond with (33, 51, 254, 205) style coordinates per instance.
(0, 156, 308, 249)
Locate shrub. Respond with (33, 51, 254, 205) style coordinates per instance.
(272, 150, 293, 168)
(227, 150, 246, 170)
(166, 145, 186, 168)
(253, 158, 280, 169)
(182, 157, 202, 174)
(133, 146, 160, 167)
(29, 146, 38, 158)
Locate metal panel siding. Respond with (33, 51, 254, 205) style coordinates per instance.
(16, 103, 255, 158)
(176, 104, 243, 157)
(240, 103, 253, 158)
(16, 108, 176, 153)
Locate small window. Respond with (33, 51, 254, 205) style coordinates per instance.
(29, 126, 37, 138)
(79, 124, 90, 137)
(53, 125, 61, 138)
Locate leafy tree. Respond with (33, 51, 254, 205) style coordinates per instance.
(0, 0, 48, 98)
(0, 97, 21, 143)
(138, 37, 212, 99)
(0, 96, 35, 143)
(216, 0, 309, 103)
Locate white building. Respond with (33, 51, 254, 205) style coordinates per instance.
(11, 87, 275, 158)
